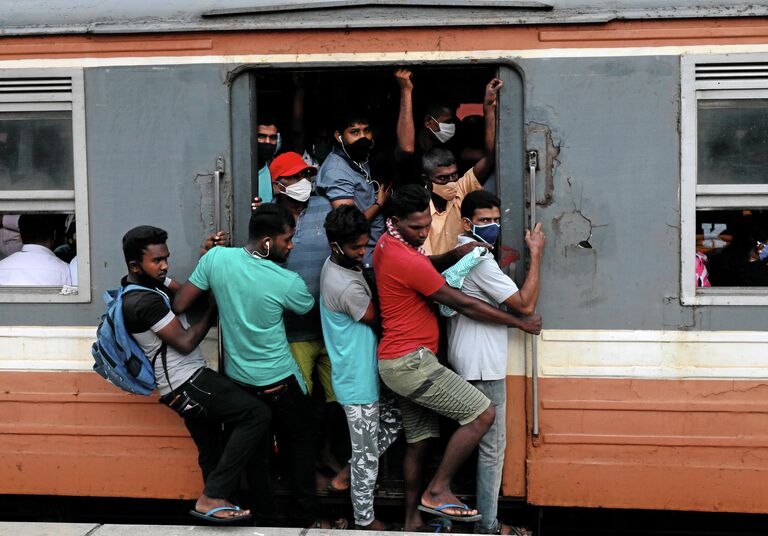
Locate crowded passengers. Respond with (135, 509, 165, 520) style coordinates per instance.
(115, 69, 544, 534)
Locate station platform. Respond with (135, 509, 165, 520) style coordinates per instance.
(0, 523, 438, 536)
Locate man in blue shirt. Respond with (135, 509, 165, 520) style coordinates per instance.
(316, 112, 390, 265)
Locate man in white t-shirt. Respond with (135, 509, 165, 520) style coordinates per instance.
(447, 190, 544, 536)
(0, 214, 70, 286)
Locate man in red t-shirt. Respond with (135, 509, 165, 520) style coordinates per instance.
(373, 183, 542, 531)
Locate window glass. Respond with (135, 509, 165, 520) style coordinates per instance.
(0, 212, 76, 287)
(696, 209, 768, 287)
(0, 111, 74, 190)
(697, 99, 768, 185)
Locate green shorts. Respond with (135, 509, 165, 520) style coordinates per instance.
(378, 347, 491, 443)
(290, 340, 336, 403)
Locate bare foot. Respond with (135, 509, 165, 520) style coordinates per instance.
(310, 518, 349, 529)
(194, 495, 250, 519)
(421, 489, 478, 518)
(356, 518, 391, 531)
(328, 464, 351, 491)
(501, 523, 530, 535)
(404, 511, 425, 532)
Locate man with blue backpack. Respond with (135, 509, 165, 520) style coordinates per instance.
(117, 225, 271, 523)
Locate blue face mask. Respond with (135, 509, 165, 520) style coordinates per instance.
(471, 222, 501, 244)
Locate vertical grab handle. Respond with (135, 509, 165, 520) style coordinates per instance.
(213, 156, 225, 374)
(527, 150, 540, 437)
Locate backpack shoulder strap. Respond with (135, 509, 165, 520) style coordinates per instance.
(122, 284, 174, 391)
(122, 284, 172, 308)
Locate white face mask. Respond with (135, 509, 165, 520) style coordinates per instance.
(278, 178, 313, 202)
(430, 116, 456, 144)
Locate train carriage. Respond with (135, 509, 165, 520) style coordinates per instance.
(2, 0, 768, 516)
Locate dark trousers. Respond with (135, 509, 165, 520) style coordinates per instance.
(161, 368, 272, 500)
(236, 374, 317, 527)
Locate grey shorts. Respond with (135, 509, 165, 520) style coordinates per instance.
(378, 347, 491, 443)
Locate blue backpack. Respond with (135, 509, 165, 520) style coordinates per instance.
(91, 284, 169, 396)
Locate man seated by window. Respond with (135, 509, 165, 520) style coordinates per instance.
(0, 214, 21, 259)
(0, 213, 71, 286)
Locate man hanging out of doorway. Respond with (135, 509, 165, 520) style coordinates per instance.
(373, 183, 542, 531)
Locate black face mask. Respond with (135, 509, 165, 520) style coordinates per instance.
(257, 142, 277, 163)
(344, 138, 374, 162)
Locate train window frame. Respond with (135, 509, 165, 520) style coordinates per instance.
(680, 53, 768, 306)
(0, 68, 90, 303)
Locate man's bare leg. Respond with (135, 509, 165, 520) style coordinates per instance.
(421, 405, 495, 517)
(403, 440, 429, 531)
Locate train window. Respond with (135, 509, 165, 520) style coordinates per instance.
(681, 55, 768, 305)
(0, 69, 90, 303)
(697, 99, 768, 186)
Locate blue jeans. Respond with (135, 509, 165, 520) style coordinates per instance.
(470, 379, 506, 533)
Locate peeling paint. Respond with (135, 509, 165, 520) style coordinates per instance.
(194, 171, 215, 233)
(525, 121, 559, 208)
(553, 210, 592, 248)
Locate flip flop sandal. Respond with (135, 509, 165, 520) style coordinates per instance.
(189, 505, 252, 524)
(418, 503, 482, 523)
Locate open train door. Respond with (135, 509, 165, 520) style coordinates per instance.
(495, 64, 529, 499)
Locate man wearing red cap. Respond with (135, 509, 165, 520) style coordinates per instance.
(267, 152, 341, 474)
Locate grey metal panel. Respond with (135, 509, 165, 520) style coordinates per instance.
(2, 64, 230, 326)
(520, 55, 768, 331)
(230, 71, 254, 247)
(0, 0, 766, 35)
(519, 56, 680, 330)
(497, 65, 527, 286)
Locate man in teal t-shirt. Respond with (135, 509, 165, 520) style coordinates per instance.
(319, 206, 401, 530)
(173, 203, 326, 529)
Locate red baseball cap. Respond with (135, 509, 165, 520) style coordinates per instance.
(269, 152, 316, 181)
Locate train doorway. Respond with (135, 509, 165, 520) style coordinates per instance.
(228, 63, 528, 500)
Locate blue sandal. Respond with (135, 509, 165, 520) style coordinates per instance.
(189, 505, 252, 524)
(418, 503, 482, 522)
